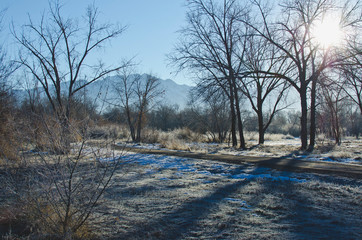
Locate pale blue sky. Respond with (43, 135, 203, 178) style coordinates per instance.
(1, 0, 193, 85)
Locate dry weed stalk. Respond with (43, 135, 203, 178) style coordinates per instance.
(2, 121, 123, 239)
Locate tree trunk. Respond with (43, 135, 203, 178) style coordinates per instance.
(258, 111, 265, 144)
(334, 116, 341, 145)
(135, 111, 143, 143)
(54, 97, 74, 154)
(125, 107, 136, 142)
(308, 78, 317, 151)
(234, 90, 246, 149)
(300, 87, 308, 150)
(256, 91, 264, 144)
(229, 89, 237, 147)
(59, 114, 71, 154)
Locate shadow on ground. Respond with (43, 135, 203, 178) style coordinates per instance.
(101, 154, 362, 239)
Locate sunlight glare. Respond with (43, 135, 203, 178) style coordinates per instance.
(312, 14, 344, 48)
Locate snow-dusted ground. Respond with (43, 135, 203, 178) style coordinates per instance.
(296, 155, 361, 164)
(114, 153, 308, 183)
(120, 137, 362, 165)
(3, 139, 360, 239)
(96, 150, 362, 239)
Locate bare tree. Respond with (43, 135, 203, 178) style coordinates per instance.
(241, 34, 291, 144)
(339, 39, 362, 114)
(5, 124, 123, 239)
(113, 66, 138, 141)
(245, 0, 361, 150)
(134, 74, 163, 142)
(189, 87, 231, 143)
(169, 0, 248, 149)
(318, 74, 346, 145)
(0, 9, 17, 103)
(149, 104, 182, 131)
(13, 1, 128, 153)
(204, 92, 231, 143)
(0, 10, 19, 160)
(0, 49, 16, 95)
(113, 71, 163, 143)
(347, 108, 362, 139)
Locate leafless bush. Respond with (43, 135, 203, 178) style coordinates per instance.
(0, 111, 20, 162)
(264, 133, 294, 141)
(160, 138, 189, 151)
(173, 127, 204, 142)
(141, 128, 161, 144)
(0, 81, 20, 162)
(2, 122, 123, 239)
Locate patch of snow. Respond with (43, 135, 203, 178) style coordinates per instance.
(263, 140, 301, 146)
(119, 140, 361, 166)
(196, 170, 212, 175)
(297, 155, 361, 165)
(230, 173, 306, 182)
(116, 142, 164, 150)
(110, 153, 308, 183)
(130, 143, 163, 150)
(159, 177, 171, 181)
(241, 207, 252, 211)
(23, 150, 49, 155)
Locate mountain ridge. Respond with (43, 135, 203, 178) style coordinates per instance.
(13, 74, 193, 111)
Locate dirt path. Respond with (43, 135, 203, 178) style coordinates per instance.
(115, 146, 362, 179)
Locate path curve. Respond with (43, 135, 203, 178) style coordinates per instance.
(114, 146, 362, 179)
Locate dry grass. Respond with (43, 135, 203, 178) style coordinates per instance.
(23, 201, 97, 240)
(141, 128, 206, 151)
(244, 132, 294, 142)
(105, 125, 362, 161)
(87, 124, 129, 140)
(0, 139, 122, 239)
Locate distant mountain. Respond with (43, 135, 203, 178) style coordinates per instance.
(84, 74, 192, 111)
(13, 74, 193, 111)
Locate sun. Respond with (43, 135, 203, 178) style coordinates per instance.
(312, 14, 344, 49)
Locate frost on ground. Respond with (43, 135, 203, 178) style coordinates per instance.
(121, 137, 362, 165)
(95, 153, 362, 239)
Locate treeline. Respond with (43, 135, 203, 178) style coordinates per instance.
(11, 86, 358, 147)
(0, 0, 361, 154)
(169, 0, 361, 151)
(104, 102, 361, 142)
(1, 66, 361, 158)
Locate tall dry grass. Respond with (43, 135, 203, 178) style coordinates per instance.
(244, 131, 295, 142)
(142, 128, 206, 151)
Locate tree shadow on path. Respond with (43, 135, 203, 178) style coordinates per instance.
(107, 154, 362, 239)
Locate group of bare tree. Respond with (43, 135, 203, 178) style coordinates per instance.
(170, 0, 249, 148)
(13, 1, 128, 153)
(170, 0, 361, 150)
(112, 69, 163, 142)
(339, 38, 362, 114)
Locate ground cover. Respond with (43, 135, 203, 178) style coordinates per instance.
(122, 137, 362, 165)
(95, 152, 362, 239)
(1, 138, 361, 239)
